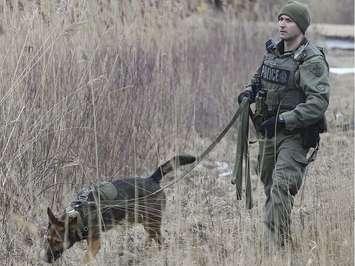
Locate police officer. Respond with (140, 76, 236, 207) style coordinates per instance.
(238, 1, 330, 250)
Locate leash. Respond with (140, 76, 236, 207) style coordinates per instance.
(68, 99, 250, 219)
(151, 98, 250, 196)
(100, 98, 250, 205)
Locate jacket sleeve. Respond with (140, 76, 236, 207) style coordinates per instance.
(279, 55, 330, 130)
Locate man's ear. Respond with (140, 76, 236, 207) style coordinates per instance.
(47, 207, 63, 226)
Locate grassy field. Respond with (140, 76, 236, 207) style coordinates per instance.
(0, 1, 353, 265)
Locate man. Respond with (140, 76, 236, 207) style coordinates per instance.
(238, 1, 330, 250)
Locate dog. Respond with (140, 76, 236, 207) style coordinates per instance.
(41, 155, 196, 263)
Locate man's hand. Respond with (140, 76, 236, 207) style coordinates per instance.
(260, 116, 285, 138)
(237, 90, 255, 104)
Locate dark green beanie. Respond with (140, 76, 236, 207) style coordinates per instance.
(278, 1, 311, 33)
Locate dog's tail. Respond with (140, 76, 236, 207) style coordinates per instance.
(150, 155, 196, 183)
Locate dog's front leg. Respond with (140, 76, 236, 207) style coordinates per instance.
(83, 238, 101, 264)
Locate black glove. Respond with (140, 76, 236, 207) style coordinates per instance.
(260, 116, 285, 138)
(237, 90, 254, 104)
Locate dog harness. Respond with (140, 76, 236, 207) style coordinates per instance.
(65, 181, 118, 240)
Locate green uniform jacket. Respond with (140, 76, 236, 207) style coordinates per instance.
(277, 41, 330, 131)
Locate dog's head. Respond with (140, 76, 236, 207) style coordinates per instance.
(41, 207, 79, 263)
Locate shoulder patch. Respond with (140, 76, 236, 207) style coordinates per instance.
(309, 63, 324, 77)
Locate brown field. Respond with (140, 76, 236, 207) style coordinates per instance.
(0, 1, 353, 265)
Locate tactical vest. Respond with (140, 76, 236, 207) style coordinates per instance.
(65, 181, 119, 239)
(256, 40, 325, 120)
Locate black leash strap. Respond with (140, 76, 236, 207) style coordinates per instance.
(232, 98, 253, 209)
(135, 99, 248, 199)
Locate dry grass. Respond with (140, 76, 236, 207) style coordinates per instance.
(0, 1, 353, 265)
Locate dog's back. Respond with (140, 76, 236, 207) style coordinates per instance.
(111, 154, 196, 198)
(107, 155, 196, 224)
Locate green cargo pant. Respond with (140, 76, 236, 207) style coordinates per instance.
(257, 132, 309, 245)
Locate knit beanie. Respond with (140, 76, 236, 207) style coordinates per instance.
(278, 1, 311, 33)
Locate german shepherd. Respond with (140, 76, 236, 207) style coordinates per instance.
(41, 155, 196, 263)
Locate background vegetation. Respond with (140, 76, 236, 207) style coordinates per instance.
(0, 0, 353, 265)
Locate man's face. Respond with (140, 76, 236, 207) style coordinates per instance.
(278, 15, 303, 41)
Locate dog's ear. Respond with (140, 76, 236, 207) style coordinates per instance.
(47, 207, 63, 226)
